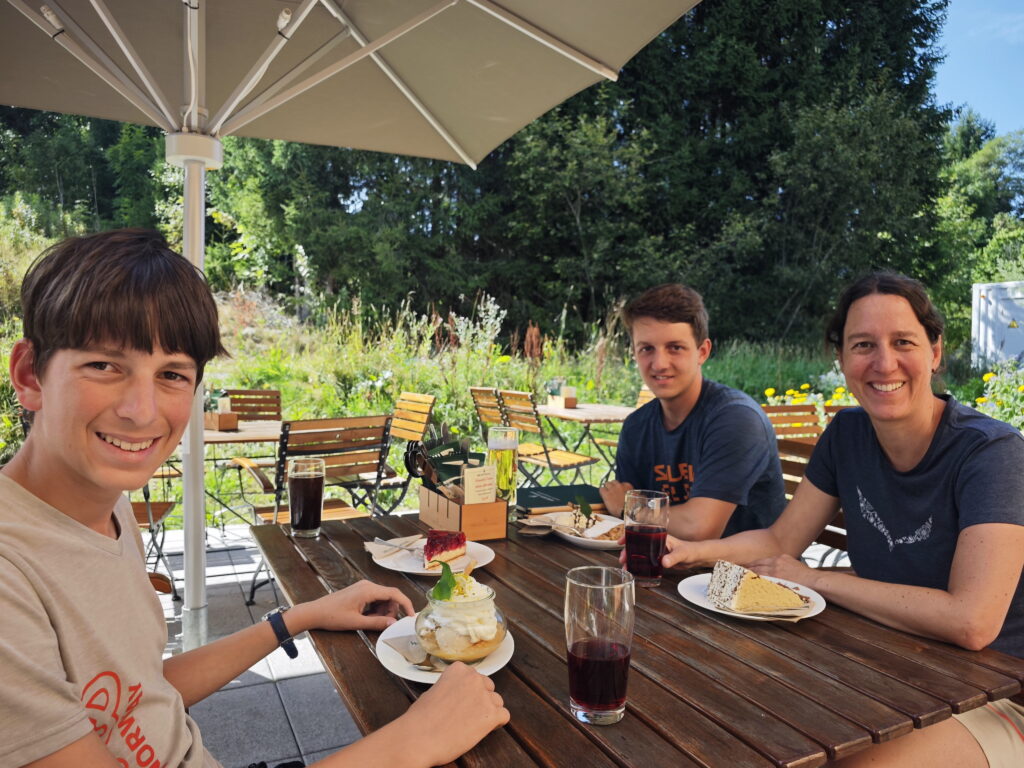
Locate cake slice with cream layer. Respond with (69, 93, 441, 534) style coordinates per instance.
(707, 560, 808, 614)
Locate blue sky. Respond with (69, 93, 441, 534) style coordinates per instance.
(933, 0, 1024, 136)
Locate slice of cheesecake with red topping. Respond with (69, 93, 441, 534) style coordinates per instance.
(423, 529, 467, 569)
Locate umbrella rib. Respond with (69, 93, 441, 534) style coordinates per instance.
(318, 0, 476, 168)
(219, 0, 457, 138)
(208, 0, 320, 136)
(8, 0, 176, 132)
(223, 30, 352, 133)
(88, 0, 178, 129)
(465, 0, 618, 82)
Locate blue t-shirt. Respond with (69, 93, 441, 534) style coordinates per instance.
(616, 379, 786, 536)
(805, 396, 1024, 657)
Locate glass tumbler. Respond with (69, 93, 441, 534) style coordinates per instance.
(564, 566, 635, 725)
(623, 490, 670, 587)
(288, 457, 325, 538)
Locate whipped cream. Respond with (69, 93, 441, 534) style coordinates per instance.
(418, 575, 499, 645)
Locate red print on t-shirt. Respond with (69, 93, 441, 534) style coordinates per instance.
(81, 672, 165, 767)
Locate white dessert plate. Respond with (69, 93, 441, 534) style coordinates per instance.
(677, 572, 826, 622)
(372, 539, 495, 576)
(534, 512, 624, 550)
(375, 616, 515, 684)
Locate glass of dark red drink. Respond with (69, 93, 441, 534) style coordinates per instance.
(288, 457, 325, 538)
(623, 490, 669, 587)
(564, 566, 635, 725)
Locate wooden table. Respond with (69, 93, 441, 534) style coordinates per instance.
(536, 402, 635, 475)
(252, 517, 1024, 768)
(202, 419, 282, 445)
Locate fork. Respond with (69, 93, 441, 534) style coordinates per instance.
(372, 536, 422, 553)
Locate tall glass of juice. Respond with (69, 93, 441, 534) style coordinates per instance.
(564, 566, 635, 725)
(623, 490, 669, 587)
(288, 457, 325, 538)
(486, 426, 519, 506)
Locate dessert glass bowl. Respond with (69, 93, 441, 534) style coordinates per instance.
(415, 585, 507, 662)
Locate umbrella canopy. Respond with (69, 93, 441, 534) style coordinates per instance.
(2, 0, 696, 167)
(1, 0, 699, 645)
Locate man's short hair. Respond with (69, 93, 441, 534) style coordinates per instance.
(622, 283, 709, 343)
(20, 228, 226, 382)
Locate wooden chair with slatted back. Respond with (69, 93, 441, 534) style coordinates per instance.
(823, 404, 851, 423)
(364, 392, 436, 513)
(471, 387, 546, 460)
(776, 437, 847, 567)
(224, 388, 282, 421)
(470, 387, 506, 436)
(761, 404, 824, 439)
(232, 415, 391, 603)
(498, 389, 598, 486)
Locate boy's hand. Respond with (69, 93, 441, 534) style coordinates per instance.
(292, 580, 415, 633)
(599, 480, 634, 517)
(399, 662, 509, 765)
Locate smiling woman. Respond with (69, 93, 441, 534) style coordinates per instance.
(661, 271, 1024, 767)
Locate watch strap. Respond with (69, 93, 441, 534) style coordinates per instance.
(267, 610, 299, 659)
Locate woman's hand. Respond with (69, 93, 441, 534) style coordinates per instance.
(660, 535, 696, 569)
(746, 554, 819, 589)
(291, 580, 416, 634)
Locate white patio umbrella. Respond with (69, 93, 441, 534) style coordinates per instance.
(1, 0, 699, 647)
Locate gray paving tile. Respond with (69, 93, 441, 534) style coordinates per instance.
(221, 658, 274, 691)
(190, 683, 299, 768)
(277, 674, 361, 754)
(208, 594, 257, 641)
(265, 636, 326, 680)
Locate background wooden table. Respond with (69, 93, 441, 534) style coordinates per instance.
(252, 517, 1024, 768)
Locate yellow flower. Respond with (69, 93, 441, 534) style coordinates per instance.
(825, 400, 833, 406)
(585, 379, 595, 391)
(834, 386, 846, 395)
(793, 396, 807, 404)
(764, 388, 776, 397)
(997, 400, 1004, 406)
(786, 388, 797, 396)
(976, 397, 989, 405)
(800, 383, 810, 390)
(1018, 385, 1024, 393)
(983, 372, 996, 382)
(496, 355, 511, 363)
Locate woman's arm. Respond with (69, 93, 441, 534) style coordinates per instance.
(661, 477, 840, 569)
(755, 523, 1024, 650)
(163, 581, 413, 706)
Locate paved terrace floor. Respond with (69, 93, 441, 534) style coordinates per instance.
(158, 520, 849, 767)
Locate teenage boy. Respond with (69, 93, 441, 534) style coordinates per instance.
(600, 283, 786, 539)
(0, 229, 508, 768)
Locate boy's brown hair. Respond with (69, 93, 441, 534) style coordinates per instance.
(20, 228, 226, 383)
(622, 283, 709, 343)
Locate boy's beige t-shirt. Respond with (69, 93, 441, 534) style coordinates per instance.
(0, 474, 222, 768)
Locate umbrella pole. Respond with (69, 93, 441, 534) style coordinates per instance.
(168, 134, 223, 651)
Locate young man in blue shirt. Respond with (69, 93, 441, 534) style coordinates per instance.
(600, 283, 785, 539)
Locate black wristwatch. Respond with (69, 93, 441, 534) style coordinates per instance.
(263, 606, 298, 659)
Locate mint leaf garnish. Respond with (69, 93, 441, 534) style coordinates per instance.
(430, 561, 456, 600)
(575, 495, 592, 520)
